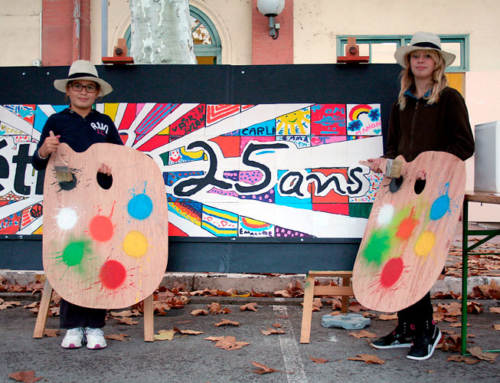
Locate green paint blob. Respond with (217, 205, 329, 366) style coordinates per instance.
(61, 240, 92, 267)
(362, 229, 391, 266)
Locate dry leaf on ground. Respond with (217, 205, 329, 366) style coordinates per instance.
(272, 323, 282, 328)
(240, 302, 258, 312)
(467, 301, 483, 314)
(468, 346, 498, 363)
(493, 324, 500, 331)
(154, 329, 176, 341)
(312, 298, 323, 312)
(43, 328, 60, 337)
(261, 328, 285, 336)
(205, 335, 249, 351)
(8, 370, 43, 383)
(174, 328, 204, 335)
(105, 333, 129, 341)
(191, 309, 209, 316)
(114, 317, 138, 325)
(447, 355, 480, 365)
(378, 313, 397, 321)
(437, 333, 461, 352)
(310, 356, 329, 364)
(490, 307, 500, 314)
(0, 300, 22, 310)
(215, 319, 240, 327)
(347, 354, 385, 364)
(348, 354, 385, 365)
(251, 361, 279, 375)
(109, 309, 140, 317)
(349, 330, 377, 339)
(208, 302, 223, 314)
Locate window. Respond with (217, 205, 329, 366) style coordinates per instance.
(337, 35, 469, 72)
(125, 6, 222, 65)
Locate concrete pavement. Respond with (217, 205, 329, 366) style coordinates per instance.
(0, 295, 498, 383)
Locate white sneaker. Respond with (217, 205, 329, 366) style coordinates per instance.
(85, 327, 107, 350)
(61, 327, 84, 349)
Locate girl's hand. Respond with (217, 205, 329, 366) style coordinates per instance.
(359, 158, 386, 174)
(39, 131, 60, 158)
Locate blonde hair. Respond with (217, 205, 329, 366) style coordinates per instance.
(397, 49, 448, 110)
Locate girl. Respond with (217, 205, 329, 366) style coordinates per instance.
(364, 32, 474, 361)
(33, 60, 123, 349)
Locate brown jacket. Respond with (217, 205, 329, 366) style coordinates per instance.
(385, 86, 475, 162)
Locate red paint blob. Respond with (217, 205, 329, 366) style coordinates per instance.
(89, 215, 114, 242)
(99, 260, 126, 290)
(396, 208, 419, 240)
(380, 257, 404, 288)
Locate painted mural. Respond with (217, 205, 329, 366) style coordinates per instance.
(0, 103, 383, 238)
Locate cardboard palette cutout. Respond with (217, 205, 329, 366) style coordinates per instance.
(352, 151, 465, 313)
(43, 143, 168, 309)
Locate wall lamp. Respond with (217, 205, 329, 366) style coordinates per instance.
(257, 0, 285, 40)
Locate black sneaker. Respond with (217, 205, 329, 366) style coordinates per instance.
(407, 324, 442, 361)
(371, 322, 414, 349)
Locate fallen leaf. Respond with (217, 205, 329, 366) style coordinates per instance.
(312, 298, 323, 312)
(214, 319, 240, 327)
(468, 346, 498, 363)
(261, 328, 285, 336)
(467, 301, 483, 314)
(378, 313, 398, 321)
(174, 328, 204, 335)
(153, 302, 172, 315)
(208, 302, 223, 314)
(23, 302, 38, 309)
(447, 355, 480, 365)
(348, 302, 362, 313)
(8, 370, 43, 383)
(0, 300, 22, 310)
(205, 335, 249, 351)
(272, 323, 282, 328)
(109, 309, 140, 317)
(438, 334, 461, 352)
(191, 309, 209, 316)
(240, 302, 258, 312)
(349, 330, 377, 339)
(450, 322, 467, 328)
(348, 354, 385, 365)
(310, 356, 329, 364)
(251, 361, 279, 375)
(114, 317, 138, 325)
(490, 307, 500, 314)
(273, 289, 291, 298)
(250, 289, 268, 297)
(154, 329, 176, 341)
(494, 324, 500, 331)
(43, 328, 60, 337)
(105, 333, 129, 341)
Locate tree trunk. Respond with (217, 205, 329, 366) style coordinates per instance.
(129, 0, 196, 64)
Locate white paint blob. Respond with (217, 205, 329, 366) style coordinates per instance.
(377, 204, 394, 226)
(56, 207, 78, 230)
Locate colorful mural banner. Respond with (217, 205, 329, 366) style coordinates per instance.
(0, 103, 383, 238)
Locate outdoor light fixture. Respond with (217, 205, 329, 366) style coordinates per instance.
(257, 0, 285, 40)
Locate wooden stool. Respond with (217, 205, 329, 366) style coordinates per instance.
(33, 279, 155, 341)
(300, 271, 353, 344)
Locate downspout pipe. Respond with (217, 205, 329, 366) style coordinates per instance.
(102, 0, 108, 58)
(72, 0, 81, 61)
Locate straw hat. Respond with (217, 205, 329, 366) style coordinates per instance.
(394, 32, 456, 68)
(53, 60, 113, 97)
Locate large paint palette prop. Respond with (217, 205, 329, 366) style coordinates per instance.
(43, 143, 168, 309)
(353, 151, 465, 312)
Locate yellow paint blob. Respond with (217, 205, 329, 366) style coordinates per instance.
(123, 231, 148, 258)
(414, 231, 436, 256)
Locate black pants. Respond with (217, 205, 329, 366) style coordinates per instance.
(397, 292, 433, 327)
(59, 299, 106, 329)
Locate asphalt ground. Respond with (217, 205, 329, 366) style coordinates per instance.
(0, 296, 499, 383)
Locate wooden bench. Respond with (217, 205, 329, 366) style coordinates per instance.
(300, 271, 353, 344)
(33, 279, 155, 341)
